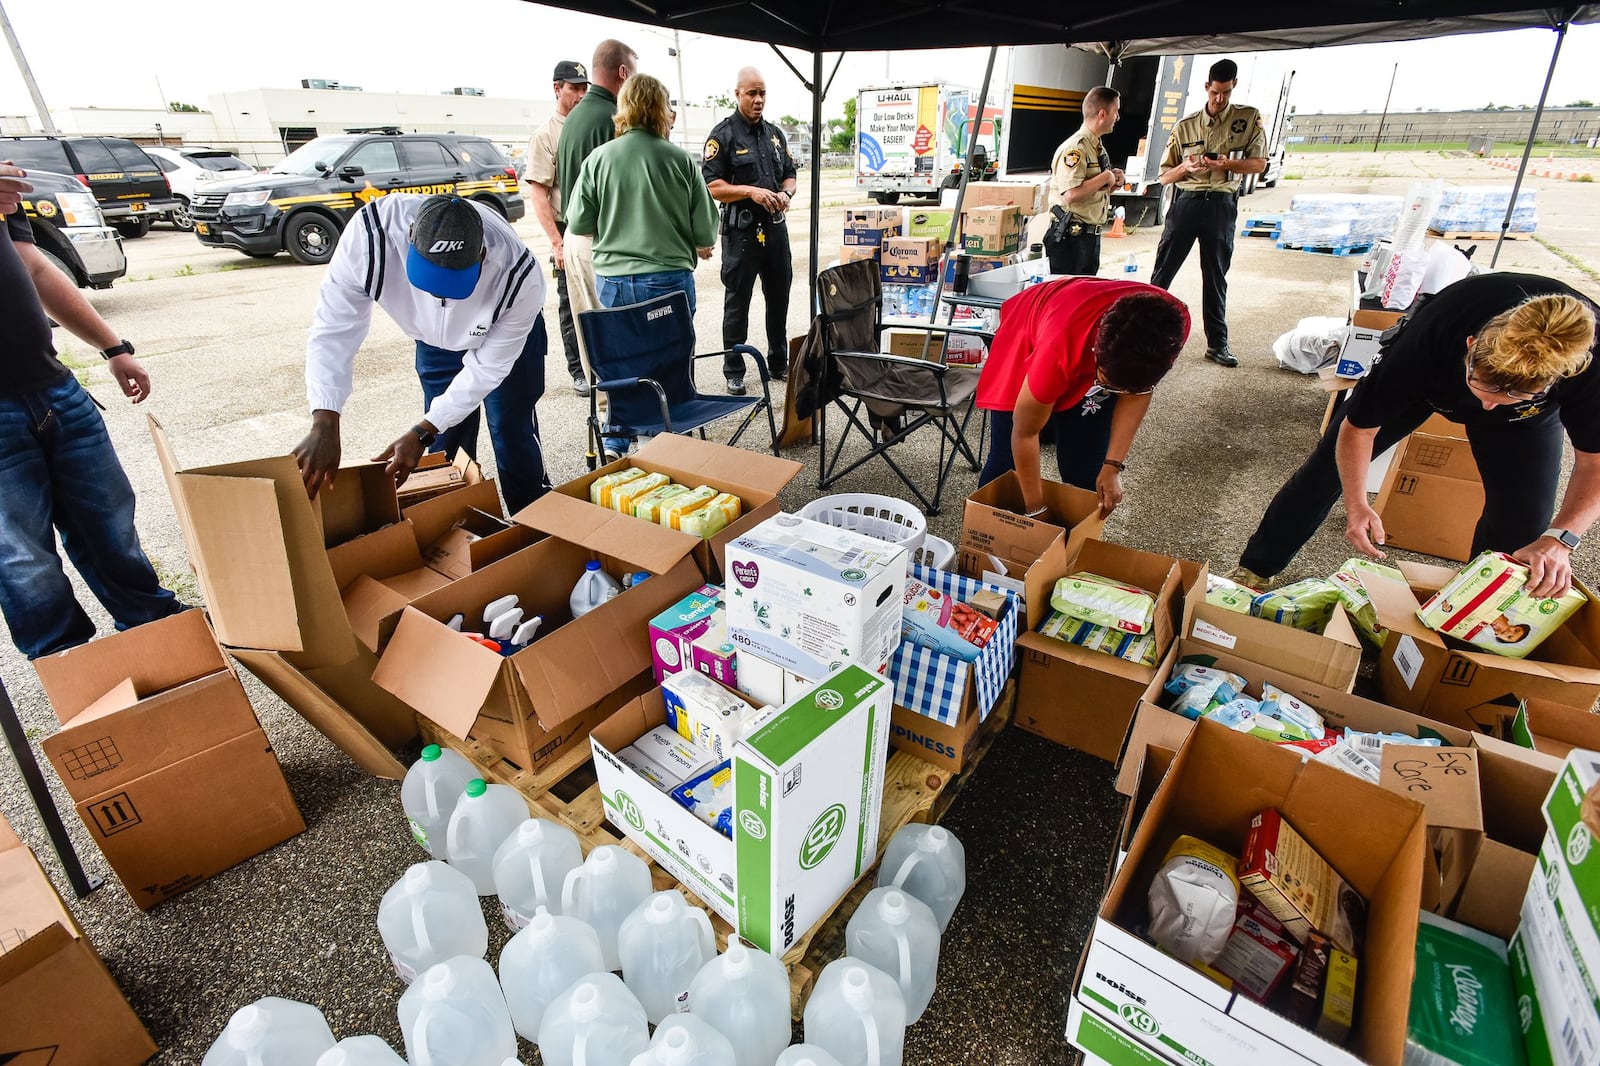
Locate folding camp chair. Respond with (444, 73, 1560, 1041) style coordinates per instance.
(798, 259, 988, 516)
(576, 290, 779, 469)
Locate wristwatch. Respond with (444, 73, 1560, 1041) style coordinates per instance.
(100, 339, 135, 360)
(410, 423, 437, 447)
(1543, 527, 1582, 550)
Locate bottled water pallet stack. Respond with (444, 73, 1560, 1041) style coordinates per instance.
(412, 681, 1015, 1018)
(1276, 194, 1403, 255)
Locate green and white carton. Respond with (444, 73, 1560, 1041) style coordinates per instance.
(1518, 843, 1600, 1066)
(1405, 911, 1525, 1066)
(735, 664, 892, 954)
(1510, 931, 1556, 1066)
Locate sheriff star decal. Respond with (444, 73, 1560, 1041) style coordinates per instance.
(1231, 118, 1248, 135)
(704, 139, 720, 161)
(771, 134, 781, 152)
(1064, 150, 1081, 168)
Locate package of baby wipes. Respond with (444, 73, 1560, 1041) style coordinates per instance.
(1050, 572, 1156, 635)
(1259, 683, 1326, 740)
(1250, 578, 1342, 633)
(1038, 611, 1158, 667)
(1326, 557, 1403, 648)
(1417, 550, 1588, 659)
(1162, 663, 1249, 720)
(1206, 573, 1257, 615)
(591, 467, 650, 508)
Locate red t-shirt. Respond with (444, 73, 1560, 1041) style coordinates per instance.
(974, 277, 1189, 412)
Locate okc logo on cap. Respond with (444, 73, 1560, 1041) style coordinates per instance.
(407, 195, 484, 300)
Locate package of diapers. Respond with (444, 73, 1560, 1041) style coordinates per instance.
(1250, 578, 1342, 634)
(631, 483, 693, 523)
(591, 467, 650, 508)
(1326, 557, 1403, 648)
(671, 492, 743, 538)
(1038, 611, 1158, 667)
(656, 485, 718, 527)
(1417, 550, 1588, 659)
(610, 471, 670, 513)
(1050, 572, 1156, 635)
(1206, 573, 1256, 615)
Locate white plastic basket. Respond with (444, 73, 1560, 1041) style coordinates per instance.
(909, 534, 956, 572)
(797, 493, 927, 553)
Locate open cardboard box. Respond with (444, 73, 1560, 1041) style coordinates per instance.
(0, 813, 158, 1063)
(1444, 737, 1554, 939)
(1184, 598, 1362, 696)
(957, 473, 1104, 592)
(1369, 559, 1600, 727)
(396, 449, 483, 507)
(1016, 538, 1182, 761)
(1075, 719, 1427, 1066)
(518, 434, 802, 582)
(149, 416, 417, 778)
(34, 610, 305, 910)
(1463, 695, 1600, 762)
(375, 523, 704, 772)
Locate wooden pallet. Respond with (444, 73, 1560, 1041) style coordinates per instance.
(418, 680, 1016, 1017)
(1427, 228, 1530, 241)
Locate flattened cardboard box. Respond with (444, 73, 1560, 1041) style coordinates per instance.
(958, 472, 1104, 590)
(35, 610, 305, 909)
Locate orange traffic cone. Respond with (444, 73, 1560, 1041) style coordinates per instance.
(1106, 215, 1128, 239)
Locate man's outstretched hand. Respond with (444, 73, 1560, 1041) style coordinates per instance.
(293, 411, 341, 498)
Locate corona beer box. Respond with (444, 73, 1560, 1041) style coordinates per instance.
(590, 664, 891, 953)
(880, 237, 940, 285)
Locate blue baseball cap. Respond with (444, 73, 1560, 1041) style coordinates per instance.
(406, 195, 484, 300)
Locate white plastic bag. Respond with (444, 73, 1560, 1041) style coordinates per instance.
(1273, 316, 1349, 374)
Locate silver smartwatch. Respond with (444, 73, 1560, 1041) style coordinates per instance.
(1544, 527, 1582, 550)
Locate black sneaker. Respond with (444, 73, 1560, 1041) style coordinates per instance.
(769, 359, 789, 382)
(725, 375, 747, 396)
(1205, 347, 1240, 368)
(571, 374, 591, 397)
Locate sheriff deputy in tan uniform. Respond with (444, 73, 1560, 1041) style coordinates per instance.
(1045, 86, 1123, 277)
(1149, 58, 1267, 368)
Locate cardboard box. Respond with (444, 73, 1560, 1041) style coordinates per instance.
(902, 206, 956, 239)
(590, 664, 892, 952)
(519, 434, 802, 584)
(1373, 426, 1485, 563)
(1370, 561, 1600, 728)
(957, 473, 1105, 591)
(0, 815, 157, 1064)
(946, 180, 1047, 215)
(961, 205, 1023, 256)
(1508, 931, 1558, 1066)
(1184, 599, 1362, 697)
(376, 523, 703, 772)
(1336, 272, 1405, 379)
(1445, 739, 1552, 938)
(1072, 719, 1427, 1066)
(1471, 696, 1600, 762)
(940, 252, 1008, 287)
(888, 566, 1019, 772)
(395, 449, 483, 506)
(1518, 845, 1600, 1065)
(1016, 539, 1182, 762)
(723, 513, 908, 683)
(843, 207, 902, 228)
(880, 236, 941, 286)
(842, 224, 899, 247)
(34, 611, 305, 909)
(839, 243, 879, 263)
(1113, 744, 1177, 881)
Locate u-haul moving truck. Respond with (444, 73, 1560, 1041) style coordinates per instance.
(855, 82, 1001, 205)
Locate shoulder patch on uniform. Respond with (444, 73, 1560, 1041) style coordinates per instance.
(1064, 150, 1081, 168)
(1231, 118, 1247, 135)
(704, 139, 720, 161)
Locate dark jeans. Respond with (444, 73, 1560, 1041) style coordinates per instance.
(1045, 227, 1102, 276)
(1151, 191, 1238, 351)
(721, 219, 791, 377)
(1239, 400, 1564, 578)
(415, 315, 550, 514)
(979, 392, 1118, 491)
(0, 375, 180, 658)
(553, 219, 582, 380)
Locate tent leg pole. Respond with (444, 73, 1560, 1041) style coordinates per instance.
(0, 676, 102, 897)
(1493, 20, 1566, 268)
(809, 48, 824, 314)
(928, 44, 1000, 326)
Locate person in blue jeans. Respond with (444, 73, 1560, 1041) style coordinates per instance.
(0, 163, 181, 658)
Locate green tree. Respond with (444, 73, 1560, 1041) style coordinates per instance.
(827, 96, 856, 153)
(168, 101, 201, 113)
(779, 114, 802, 127)
(1568, 99, 1595, 108)
(704, 93, 735, 110)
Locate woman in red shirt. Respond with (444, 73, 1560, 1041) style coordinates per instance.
(976, 277, 1190, 517)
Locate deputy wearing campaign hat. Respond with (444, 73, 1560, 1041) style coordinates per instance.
(298, 193, 553, 511)
(527, 59, 591, 396)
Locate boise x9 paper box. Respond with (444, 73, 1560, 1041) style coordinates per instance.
(724, 514, 909, 683)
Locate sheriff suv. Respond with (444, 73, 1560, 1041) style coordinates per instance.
(19, 170, 127, 288)
(189, 131, 524, 265)
(0, 135, 178, 239)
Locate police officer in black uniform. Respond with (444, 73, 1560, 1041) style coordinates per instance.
(702, 66, 797, 394)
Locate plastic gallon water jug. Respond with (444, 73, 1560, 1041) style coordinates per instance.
(397, 956, 517, 1066)
(562, 844, 653, 969)
(570, 560, 624, 618)
(877, 824, 965, 932)
(844, 888, 941, 1024)
(403, 744, 479, 858)
(316, 1035, 408, 1066)
(498, 905, 607, 1042)
(377, 860, 488, 983)
(774, 1047, 845, 1066)
(202, 997, 336, 1066)
(537, 972, 651, 1066)
(446, 778, 528, 894)
(617, 890, 716, 1023)
(802, 959, 906, 1066)
(686, 942, 791, 1066)
(630, 1014, 738, 1066)
(493, 817, 583, 929)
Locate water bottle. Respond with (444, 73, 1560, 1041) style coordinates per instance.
(686, 942, 791, 1066)
(377, 861, 489, 983)
(538, 972, 651, 1066)
(774, 1047, 845, 1066)
(631, 1014, 738, 1066)
(570, 560, 624, 618)
(844, 888, 941, 1024)
(316, 1036, 408, 1066)
(802, 959, 907, 1066)
(1123, 253, 1137, 274)
(203, 997, 336, 1065)
(499, 906, 607, 1042)
(493, 817, 584, 929)
(562, 844, 654, 970)
(877, 825, 966, 932)
(618, 891, 716, 1024)
(403, 745, 479, 858)
(397, 956, 517, 1066)
(446, 778, 529, 894)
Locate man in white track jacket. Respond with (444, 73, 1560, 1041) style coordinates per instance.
(295, 193, 551, 510)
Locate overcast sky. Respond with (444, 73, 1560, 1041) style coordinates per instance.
(2, 0, 1596, 122)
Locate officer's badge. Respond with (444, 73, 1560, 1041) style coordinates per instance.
(704, 139, 720, 161)
(771, 134, 781, 152)
(1064, 150, 1081, 168)
(1231, 118, 1247, 135)
(573, 62, 587, 78)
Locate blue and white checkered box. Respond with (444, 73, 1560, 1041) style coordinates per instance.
(890, 565, 1019, 728)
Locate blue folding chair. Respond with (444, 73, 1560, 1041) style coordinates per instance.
(577, 290, 780, 468)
